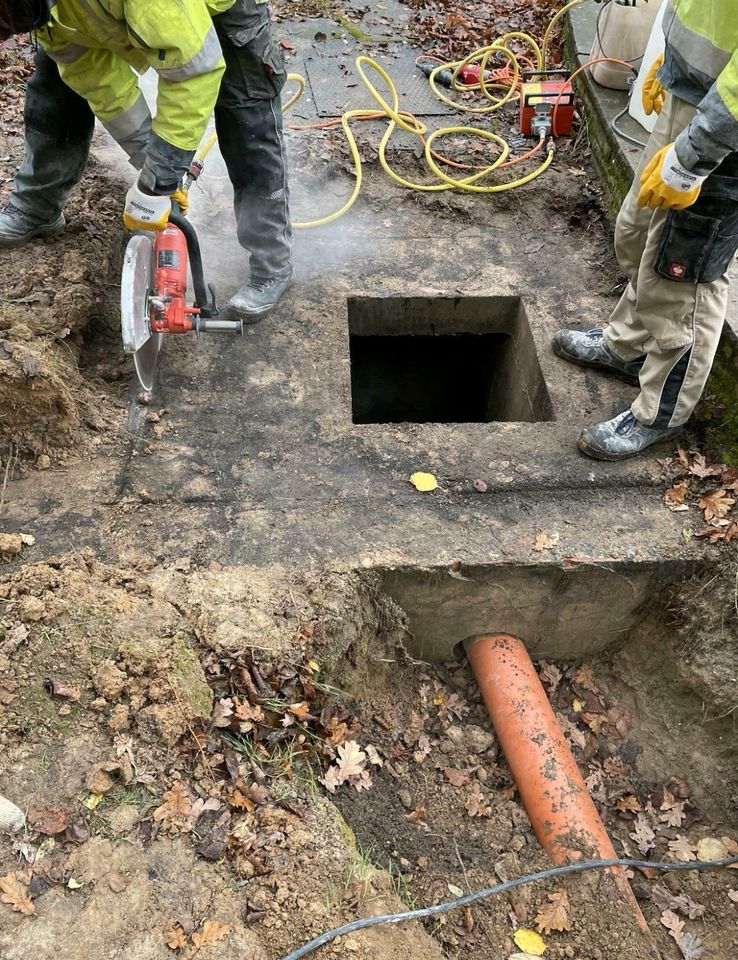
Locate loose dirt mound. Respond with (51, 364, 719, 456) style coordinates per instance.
(0, 40, 126, 459)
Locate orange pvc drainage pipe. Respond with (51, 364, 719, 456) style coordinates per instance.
(466, 633, 652, 938)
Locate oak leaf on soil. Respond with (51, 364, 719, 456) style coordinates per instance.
(538, 661, 562, 692)
(660, 909, 685, 942)
(678, 932, 705, 960)
(668, 835, 696, 862)
(651, 884, 705, 919)
(698, 489, 735, 521)
(629, 813, 656, 855)
(465, 789, 491, 818)
(573, 663, 601, 695)
(535, 888, 572, 934)
(165, 923, 188, 951)
(0, 872, 34, 915)
(615, 795, 640, 815)
(444, 767, 471, 787)
(665, 481, 690, 510)
(191, 920, 231, 951)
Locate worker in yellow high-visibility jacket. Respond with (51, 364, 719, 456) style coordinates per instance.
(0, 0, 292, 319)
(552, 0, 738, 459)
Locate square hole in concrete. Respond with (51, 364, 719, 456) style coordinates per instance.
(348, 296, 554, 424)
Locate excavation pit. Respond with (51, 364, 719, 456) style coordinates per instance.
(348, 295, 554, 424)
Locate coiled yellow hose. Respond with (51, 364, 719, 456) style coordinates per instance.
(197, 0, 586, 229)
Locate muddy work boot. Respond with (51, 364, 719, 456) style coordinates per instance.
(0, 203, 65, 248)
(552, 328, 643, 385)
(227, 270, 293, 323)
(579, 409, 682, 461)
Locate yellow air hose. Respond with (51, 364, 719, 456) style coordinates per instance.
(195, 0, 587, 228)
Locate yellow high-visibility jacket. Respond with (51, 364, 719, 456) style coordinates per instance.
(36, 0, 241, 152)
(661, 0, 738, 174)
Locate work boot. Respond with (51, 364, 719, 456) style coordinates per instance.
(552, 328, 643, 385)
(0, 203, 65, 248)
(227, 270, 293, 323)
(578, 409, 682, 461)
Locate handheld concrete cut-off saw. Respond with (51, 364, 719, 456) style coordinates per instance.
(121, 135, 242, 392)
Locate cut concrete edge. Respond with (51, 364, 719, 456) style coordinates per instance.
(564, 4, 738, 354)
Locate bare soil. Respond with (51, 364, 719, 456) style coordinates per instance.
(1, 551, 737, 960)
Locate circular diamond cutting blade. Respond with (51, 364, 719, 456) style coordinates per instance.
(120, 234, 162, 393)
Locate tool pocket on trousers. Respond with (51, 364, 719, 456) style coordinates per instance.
(217, 0, 286, 100)
(654, 174, 738, 283)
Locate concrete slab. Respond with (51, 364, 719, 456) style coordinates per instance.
(2, 7, 724, 661)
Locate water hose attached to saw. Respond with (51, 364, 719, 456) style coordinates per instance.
(121, 132, 239, 392)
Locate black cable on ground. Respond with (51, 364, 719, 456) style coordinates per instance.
(278, 855, 738, 960)
(610, 103, 648, 148)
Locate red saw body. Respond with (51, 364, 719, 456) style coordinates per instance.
(150, 224, 200, 335)
(121, 210, 241, 392)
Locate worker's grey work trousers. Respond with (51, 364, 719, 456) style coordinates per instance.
(11, 0, 292, 281)
(603, 94, 738, 428)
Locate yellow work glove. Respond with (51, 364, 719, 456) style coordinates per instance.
(637, 143, 706, 210)
(170, 187, 190, 217)
(123, 180, 172, 231)
(641, 53, 665, 116)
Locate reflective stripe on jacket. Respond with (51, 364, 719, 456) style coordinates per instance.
(36, 0, 240, 151)
(659, 0, 738, 175)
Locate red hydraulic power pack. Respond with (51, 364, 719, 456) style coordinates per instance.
(519, 69, 575, 137)
(150, 224, 200, 335)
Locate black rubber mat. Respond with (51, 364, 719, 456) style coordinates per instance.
(303, 44, 456, 118)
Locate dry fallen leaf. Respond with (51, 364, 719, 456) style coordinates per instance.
(669, 835, 696, 862)
(0, 872, 34, 915)
(191, 919, 231, 951)
(630, 813, 656, 855)
(335, 740, 367, 779)
(728, 889, 738, 904)
(696, 837, 728, 862)
(661, 908, 685, 943)
(154, 781, 194, 826)
(665, 480, 690, 511)
(538, 661, 562, 692)
(443, 767, 471, 787)
(533, 531, 559, 551)
(165, 923, 188, 951)
(615, 795, 641, 815)
(44, 677, 81, 701)
(28, 807, 70, 836)
(698, 488, 735, 521)
(535, 888, 572, 934)
(319, 740, 369, 794)
(678, 932, 705, 960)
(409, 471, 438, 492)
(651, 884, 705, 919)
(464, 789, 491, 818)
(513, 928, 546, 956)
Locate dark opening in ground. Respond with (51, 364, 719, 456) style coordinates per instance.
(348, 295, 554, 424)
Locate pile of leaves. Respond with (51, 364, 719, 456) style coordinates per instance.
(536, 660, 738, 960)
(400, 0, 564, 63)
(661, 448, 738, 544)
(140, 647, 382, 880)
